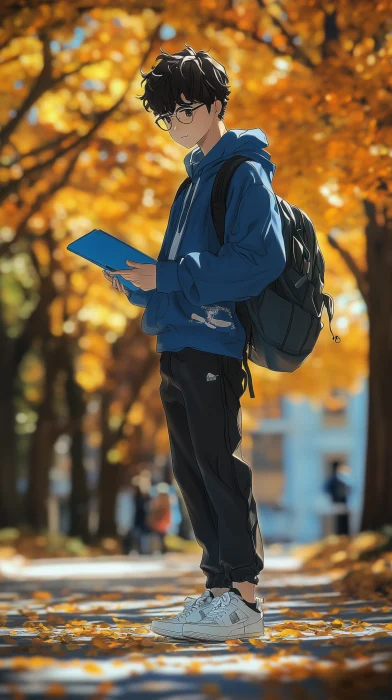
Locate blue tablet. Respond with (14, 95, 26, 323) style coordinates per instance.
(67, 229, 157, 292)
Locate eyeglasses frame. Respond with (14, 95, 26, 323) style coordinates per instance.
(154, 102, 206, 131)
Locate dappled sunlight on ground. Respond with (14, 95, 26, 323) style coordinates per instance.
(0, 548, 391, 698)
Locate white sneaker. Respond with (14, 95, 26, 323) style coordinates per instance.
(150, 589, 214, 640)
(182, 590, 265, 642)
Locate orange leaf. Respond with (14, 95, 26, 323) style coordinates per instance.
(84, 662, 102, 674)
(248, 637, 266, 647)
(140, 638, 154, 647)
(99, 593, 122, 600)
(45, 684, 65, 696)
(276, 628, 303, 637)
(91, 636, 112, 650)
(188, 661, 202, 674)
(33, 591, 52, 601)
(331, 618, 345, 627)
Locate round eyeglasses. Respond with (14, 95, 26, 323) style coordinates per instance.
(155, 103, 205, 131)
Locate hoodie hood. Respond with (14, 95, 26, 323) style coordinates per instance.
(183, 128, 276, 183)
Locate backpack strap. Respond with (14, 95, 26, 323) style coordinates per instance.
(174, 176, 192, 202)
(211, 155, 251, 245)
(211, 154, 257, 398)
(323, 293, 341, 343)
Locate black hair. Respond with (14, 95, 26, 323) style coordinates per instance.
(136, 44, 230, 120)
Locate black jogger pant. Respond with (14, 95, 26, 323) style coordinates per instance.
(159, 347, 264, 589)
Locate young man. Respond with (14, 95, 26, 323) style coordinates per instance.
(106, 45, 286, 642)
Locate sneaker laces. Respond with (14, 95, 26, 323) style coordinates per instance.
(173, 591, 211, 621)
(206, 591, 265, 619)
(204, 591, 232, 619)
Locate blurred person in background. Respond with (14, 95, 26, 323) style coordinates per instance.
(167, 481, 182, 536)
(146, 481, 172, 554)
(324, 460, 352, 535)
(156, 457, 183, 537)
(116, 479, 135, 543)
(123, 470, 152, 555)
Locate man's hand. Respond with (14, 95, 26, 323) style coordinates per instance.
(108, 260, 157, 291)
(103, 269, 128, 295)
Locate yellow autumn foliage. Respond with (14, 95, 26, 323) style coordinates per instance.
(1, 0, 390, 460)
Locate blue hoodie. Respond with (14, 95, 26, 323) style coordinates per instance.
(128, 128, 286, 359)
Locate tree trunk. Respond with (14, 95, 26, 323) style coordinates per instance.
(69, 424, 89, 540)
(97, 392, 120, 538)
(25, 338, 58, 530)
(64, 347, 90, 541)
(361, 199, 392, 530)
(97, 337, 159, 538)
(0, 332, 19, 527)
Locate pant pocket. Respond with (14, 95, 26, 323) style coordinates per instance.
(224, 356, 243, 379)
(220, 358, 247, 454)
(223, 356, 247, 399)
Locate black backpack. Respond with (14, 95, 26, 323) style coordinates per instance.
(173, 155, 340, 398)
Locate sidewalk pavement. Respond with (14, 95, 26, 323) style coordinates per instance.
(0, 546, 391, 699)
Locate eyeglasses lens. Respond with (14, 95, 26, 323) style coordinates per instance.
(157, 108, 195, 130)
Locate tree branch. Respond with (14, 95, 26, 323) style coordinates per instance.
(1, 49, 105, 150)
(0, 32, 22, 52)
(204, 13, 286, 58)
(255, 0, 315, 69)
(0, 32, 53, 148)
(114, 353, 159, 445)
(9, 130, 78, 164)
(0, 147, 82, 259)
(50, 58, 107, 88)
(0, 92, 129, 205)
(0, 0, 163, 22)
(1, 18, 164, 204)
(321, 8, 340, 61)
(327, 233, 369, 306)
(0, 53, 20, 66)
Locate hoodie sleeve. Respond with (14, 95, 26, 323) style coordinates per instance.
(126, 288, 154, 308)
(155, 183, 286, 306)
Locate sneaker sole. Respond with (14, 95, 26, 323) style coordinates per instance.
(151, 629, 186, 640)
(150, 596, 215, 640)
(150, 622, 186, 640)
(183, 618, 265, 642)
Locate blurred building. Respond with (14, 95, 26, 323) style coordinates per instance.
(248, 379, 367, 543)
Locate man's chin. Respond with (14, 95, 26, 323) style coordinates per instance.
(173, 136, 197, 149)
(183, 139, 198, 149)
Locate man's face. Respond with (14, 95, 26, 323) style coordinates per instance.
(157, 92, 222, 148)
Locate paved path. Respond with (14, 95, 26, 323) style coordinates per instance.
(0, 548, 391, 698)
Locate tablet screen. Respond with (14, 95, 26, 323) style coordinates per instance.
(67, 229, 156, 292)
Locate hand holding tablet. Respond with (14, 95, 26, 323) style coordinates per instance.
(67, 228, 157, 293)
(107, 259, 157, 292)
(103, 269, 128, 295)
